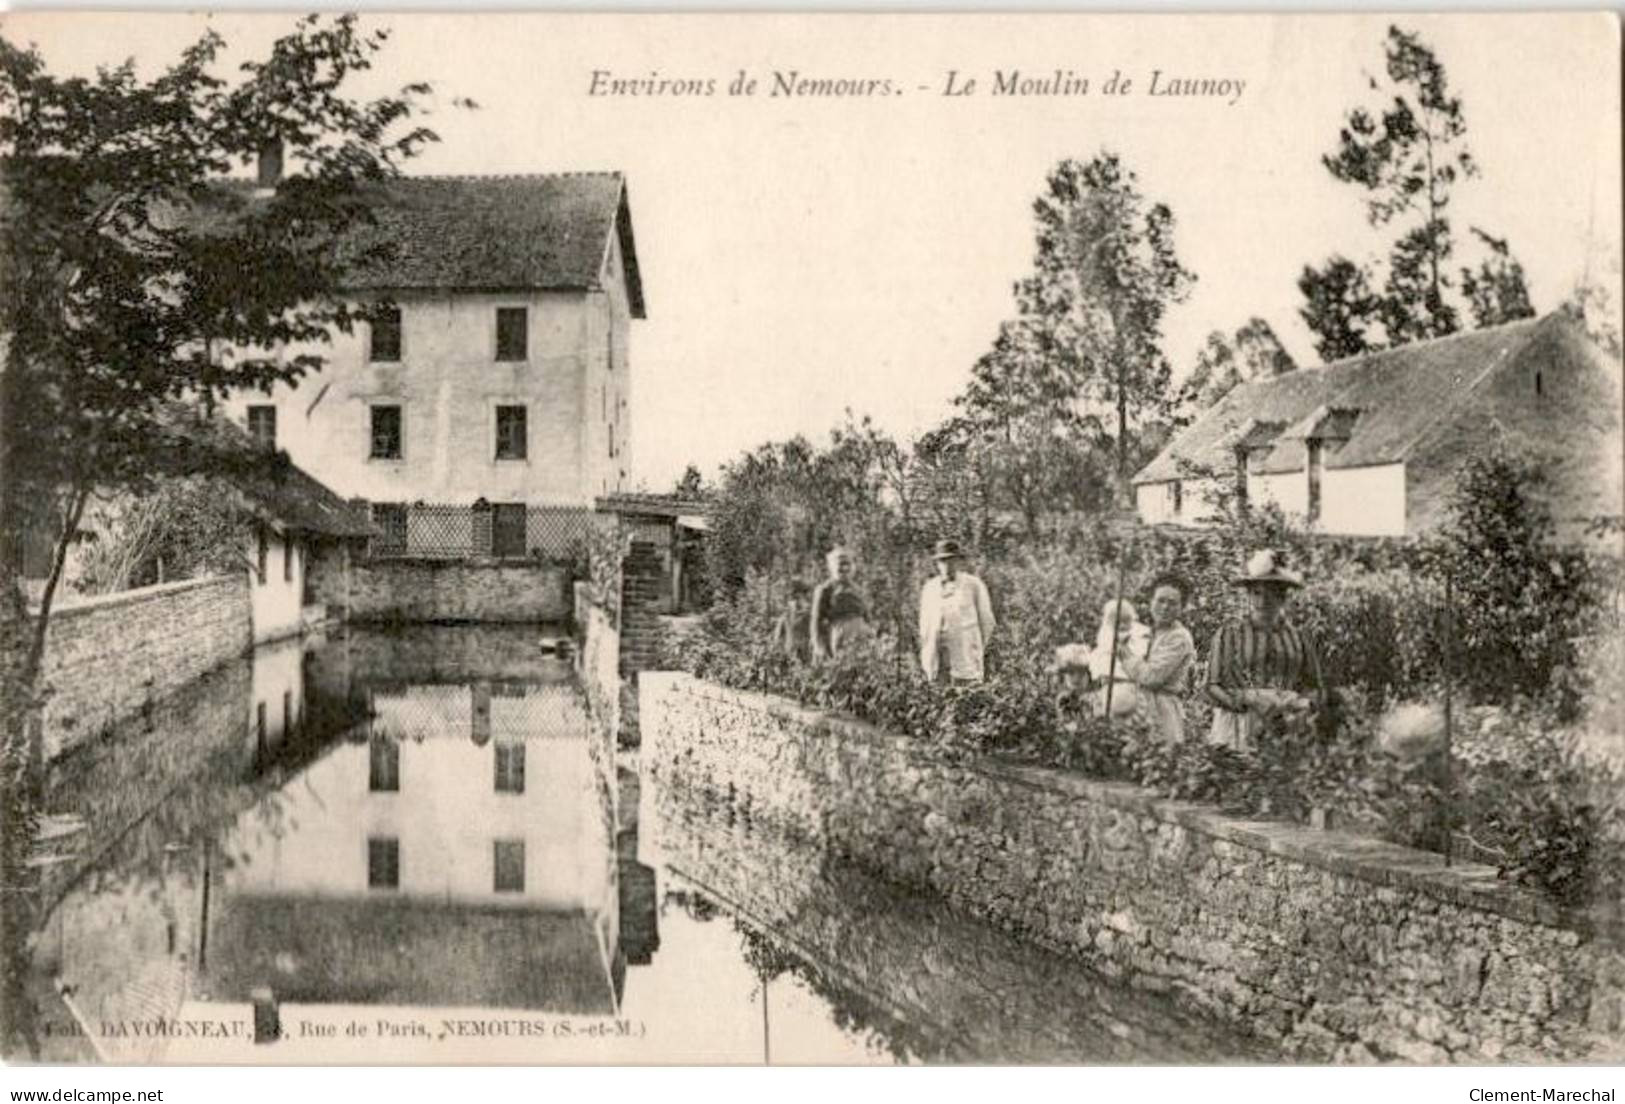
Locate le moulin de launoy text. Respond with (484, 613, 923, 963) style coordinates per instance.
(588, 67, 1247, 106)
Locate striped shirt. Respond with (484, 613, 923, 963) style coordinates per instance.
(1203, 616, 1324, 712)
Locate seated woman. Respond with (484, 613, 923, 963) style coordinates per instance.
(809, 546, 872, 660)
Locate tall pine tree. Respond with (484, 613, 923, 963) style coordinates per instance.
(1299, 25, 1535, 362)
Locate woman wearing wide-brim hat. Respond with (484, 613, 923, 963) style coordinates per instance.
(1202, 549, 1326, 752)
(917, 539, 996, 683)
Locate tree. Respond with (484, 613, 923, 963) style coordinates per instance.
(674, 464, 708, 500)
(949, 319, 1114, 534)
(1013, 154, 1195, 488)
(1460, 228, 1535, 330)
(1301, 25, 1534, 359)
(1181, 316, 1298, 411)
(0, 17, 445, 1056)
(1298, 255, 1384, 362)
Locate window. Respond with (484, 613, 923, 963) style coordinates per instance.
(493, 840, 525, 893)
(1307, 441, 1324, 523)
(256, 701, 267, 754)
(1171, 480, 1183, 517)
(370, 405, 402, 460)
(608, 423, 615, 460)
(247, 405, 276, 450)
(494, 743, 526, 794)
(256, 525, 268, 584)
(371, 502, 407, 555)
(492, 503, 526, 558)
(495, 307, 528, 361)
(1536, 370, 1544, 397)
(283, 537, 294, 583)
(282, 690, 292, 738)
(369, 735, 400, 792)
(367, 837, 400, 889)
(495, 405, 528, 461)
(370, 307, 402, 362)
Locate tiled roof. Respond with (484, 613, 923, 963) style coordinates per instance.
(173, 410, 374, 538)
(336, 173, 646, 316)
(595, 493, 710, 519)
(1135, 316, 1552, 485)
(234, 452, 376, 539)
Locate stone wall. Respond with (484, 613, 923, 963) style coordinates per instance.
(307, 554, 571, 623)
(576, 582, 621, 760)
(646, 776, 1266, 1063)
(39, 574, 251, 759)
(641, 672, 1625, 1064)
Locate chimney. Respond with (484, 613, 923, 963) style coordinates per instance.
(255, 139, 284, 195)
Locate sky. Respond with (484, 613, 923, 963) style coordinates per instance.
(4, 11, 1620, 489)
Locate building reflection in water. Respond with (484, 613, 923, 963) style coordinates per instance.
(39, 626, 642, 1055)
(36, 625, 1256, 1065)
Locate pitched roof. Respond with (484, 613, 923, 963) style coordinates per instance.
(173, 410, 375, 538)
(595, 492, 710, 519)
(1135, 315, 1555, 484)
(336, 173, 646, 316)
(234, 451, 376, 539)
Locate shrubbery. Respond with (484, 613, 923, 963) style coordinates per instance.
(672, 434, 1623, 909)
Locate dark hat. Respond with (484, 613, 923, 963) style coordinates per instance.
(1235, 549, 1304, 588)
(932, 539, 964, 560)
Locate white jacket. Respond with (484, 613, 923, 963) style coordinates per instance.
(918, 573, 996, 681)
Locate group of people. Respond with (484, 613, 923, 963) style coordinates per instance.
(773, 539, 998, 681)
(773, 540, 1324, 750)
(1056, 548, 1325, 747)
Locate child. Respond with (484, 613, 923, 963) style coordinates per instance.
(1089, 598, 1149, 718)
(771, 580, 813, 663)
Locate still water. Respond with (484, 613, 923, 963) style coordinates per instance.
(34, 625, 1263, 1064)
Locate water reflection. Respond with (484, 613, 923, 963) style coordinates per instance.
(36, 624, 1264, 1064)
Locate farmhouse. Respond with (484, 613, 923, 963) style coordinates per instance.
(221, 158, 646, 557)
(1133, 312, 1623, 538)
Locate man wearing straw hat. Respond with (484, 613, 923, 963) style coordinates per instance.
(1203, 549, 1326, 751)
(918, 539, 996, 683)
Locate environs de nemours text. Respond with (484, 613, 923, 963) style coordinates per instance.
(587, 68, 1247, 105)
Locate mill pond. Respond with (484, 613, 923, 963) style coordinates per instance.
(28, 625, 1265, 1065)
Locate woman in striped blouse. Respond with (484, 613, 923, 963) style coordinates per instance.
(1204, 550, 1326, 752)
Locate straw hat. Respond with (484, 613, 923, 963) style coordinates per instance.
(932, 538, 965, 561)
(1235, 549, 1303, 588)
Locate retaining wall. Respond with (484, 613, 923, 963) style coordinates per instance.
(307, 554, 571, 624)
(641, 671, 1625, 1064)
(39, 574, 251, 758)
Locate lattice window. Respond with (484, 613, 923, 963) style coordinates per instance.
(247, 405, 276, 450)
(370, 405, 402, 460)
(495, 405, 528, 461)
(494, 743, 526, 794)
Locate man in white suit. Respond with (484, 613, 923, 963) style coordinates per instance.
(918, 539, 996, 683)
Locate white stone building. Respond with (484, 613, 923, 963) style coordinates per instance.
(222, 171, 647, 524)
(1133, 313, 1622, 539)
